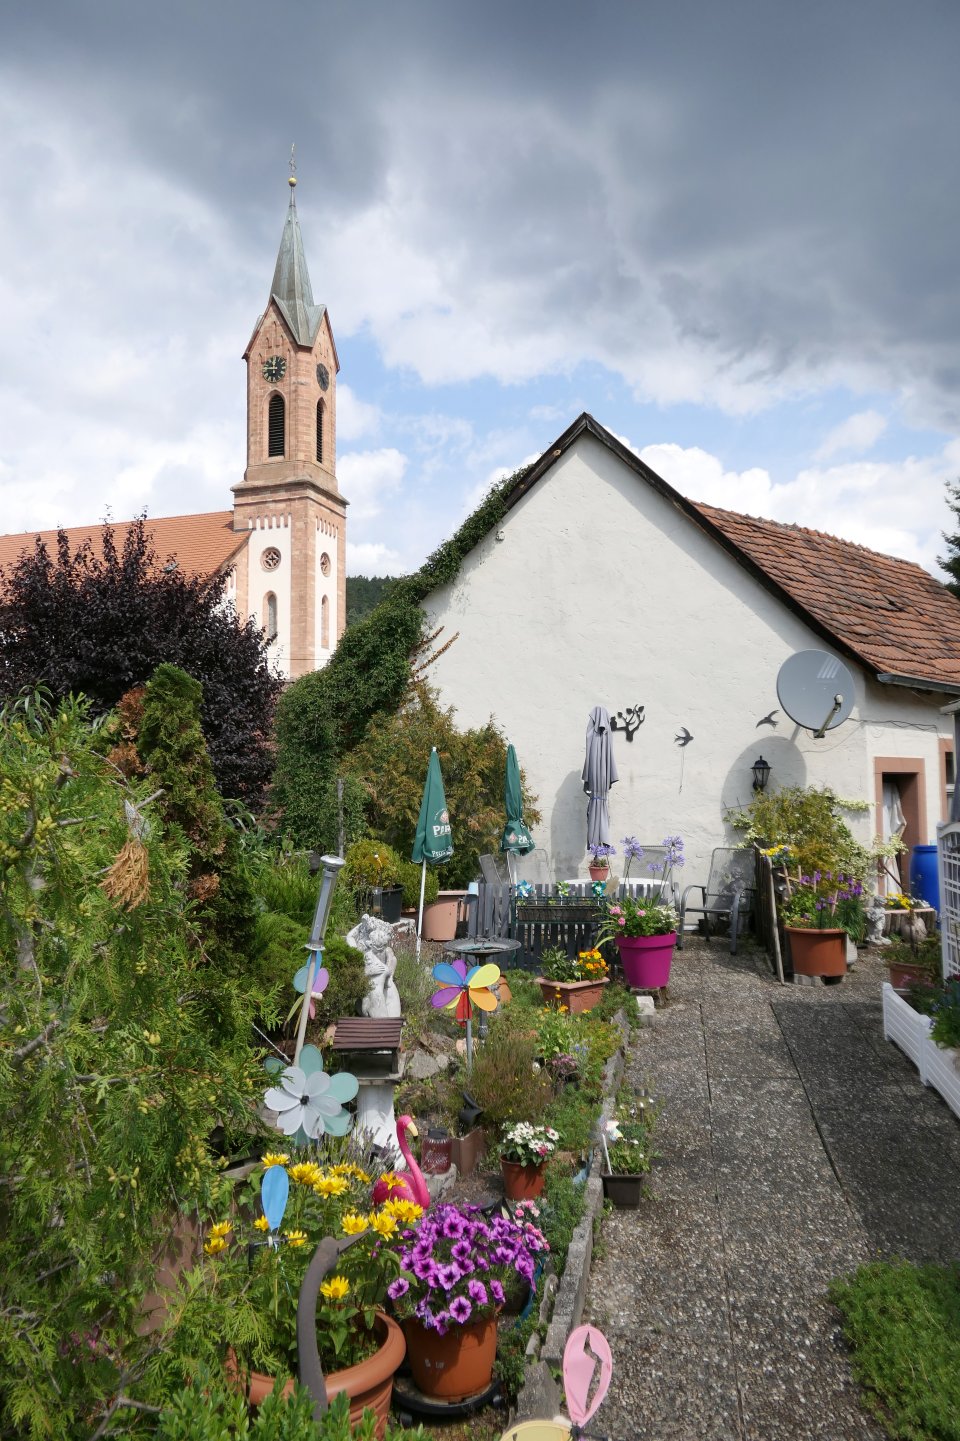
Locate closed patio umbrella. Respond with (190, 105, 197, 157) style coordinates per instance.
(412, 746, 454, 959)
(582, 705, 618, 851)
(500, 742, 534, 885)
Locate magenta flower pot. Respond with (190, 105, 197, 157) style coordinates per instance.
(616, 932, 677, 988)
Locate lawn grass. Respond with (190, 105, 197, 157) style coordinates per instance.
(830, 1260, 960, 1440)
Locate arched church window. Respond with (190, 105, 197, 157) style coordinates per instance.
(265, 592, 278, 642)
(321, 593, 329, 649)
(316, 400, 324, 464)
(268, 394, 285, 458)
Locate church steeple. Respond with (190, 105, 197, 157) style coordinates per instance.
(233, 171, 346, 681)
(270, 177, 326, 347)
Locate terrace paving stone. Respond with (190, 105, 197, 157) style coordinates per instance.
(584, 937, 960, 1440)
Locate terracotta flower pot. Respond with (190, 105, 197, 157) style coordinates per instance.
(886, 959, 931, 992)
(402, 1314, 497, 1401)
(615, 933, 676, 988)
(588, 865, 610, 883)
(785, 925, 846, 978)
(422, 891, 467, 942)
(536, 976, 609, 1014)
(229, 1312, 405, 1440)
(500, 1158, 546, 1200)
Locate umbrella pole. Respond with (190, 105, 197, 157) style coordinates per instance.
(507, 851, 518, 888)
(415, 860, 427, 962)
(293, 951, 319, 1069)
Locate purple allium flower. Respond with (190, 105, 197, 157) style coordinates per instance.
(449, 1296, 472, 1323)
(387, 1277, 410, 1300)
(468, 1279, 488, 1305)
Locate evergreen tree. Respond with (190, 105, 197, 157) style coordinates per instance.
(939, 479, 960, 597)
(0, 517, 282, 806)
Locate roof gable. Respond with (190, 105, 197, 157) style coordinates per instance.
(496, 412, 960, 693)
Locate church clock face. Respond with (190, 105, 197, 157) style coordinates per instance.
(316, 362, 330, 391)
(262, 354, 287, 383)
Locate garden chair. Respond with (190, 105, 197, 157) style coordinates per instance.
(677, 846, 755, 954)
(479, 852, 510, 884)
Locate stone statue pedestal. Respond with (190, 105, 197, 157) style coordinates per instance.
(331, 1015, 406, 1167)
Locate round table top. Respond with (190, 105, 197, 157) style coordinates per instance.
(442, 936, 522, 959)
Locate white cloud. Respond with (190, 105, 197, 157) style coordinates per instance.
(336, 385, 381, 443)
(815, 410, 888, 461)
(346, 540, 406, 575)
(634, 438, 960, 576)
(337, 447, 408, 522)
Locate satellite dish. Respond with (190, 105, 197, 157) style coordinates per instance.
(776, 650, 855, 737)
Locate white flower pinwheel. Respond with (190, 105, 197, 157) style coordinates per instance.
(263, 1063, 358, 1140)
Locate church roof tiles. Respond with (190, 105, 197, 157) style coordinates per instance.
(0, 511, 243, 581)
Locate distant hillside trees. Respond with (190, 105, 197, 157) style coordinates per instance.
(346, 574, 397, 626)
(0, 518, 282, 807)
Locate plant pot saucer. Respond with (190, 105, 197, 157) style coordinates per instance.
(391, 1369, 503, 1422)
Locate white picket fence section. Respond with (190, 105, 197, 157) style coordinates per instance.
(882, 982, 960, 1118)
(937, 820, 960, 979)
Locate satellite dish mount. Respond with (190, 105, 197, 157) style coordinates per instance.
(776, 651, 856, 738)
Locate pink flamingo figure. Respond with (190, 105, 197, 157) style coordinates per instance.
(371, 1114, 430, 1210)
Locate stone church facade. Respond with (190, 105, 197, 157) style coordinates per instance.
(0, 178, 347, 681)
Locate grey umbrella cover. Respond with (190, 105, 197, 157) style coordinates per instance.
(582, 705, 619, 848)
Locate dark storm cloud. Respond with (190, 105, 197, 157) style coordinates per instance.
(3, 0, 960, 420)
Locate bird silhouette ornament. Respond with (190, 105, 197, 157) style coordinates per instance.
(756, 709, 780, 729)
(674, 726, 694, 747)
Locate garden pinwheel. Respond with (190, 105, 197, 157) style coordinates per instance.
(431, 958, 501, 1072)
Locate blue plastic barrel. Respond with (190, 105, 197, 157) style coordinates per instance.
(910, 844, 940, 914)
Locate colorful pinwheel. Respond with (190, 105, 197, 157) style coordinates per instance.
(431, 958, 501, 1072)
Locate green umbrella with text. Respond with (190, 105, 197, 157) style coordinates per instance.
(412, 746, 454, 959)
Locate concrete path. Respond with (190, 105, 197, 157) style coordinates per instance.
(586, 938, 960, 1440)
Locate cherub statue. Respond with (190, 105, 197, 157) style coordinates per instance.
(866, 894, 890, 946)
(346, 914, 401, 1018)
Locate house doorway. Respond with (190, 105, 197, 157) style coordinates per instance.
(873, 758, 927, 894)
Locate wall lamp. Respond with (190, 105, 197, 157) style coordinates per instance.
(751, 755, 772, 792)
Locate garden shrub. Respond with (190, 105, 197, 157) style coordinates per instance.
(0, 693, 270, 1437)
(830, 1260, 960, 1440)
(727, 783, 898, 880)
(470, 1026, 553, 1129)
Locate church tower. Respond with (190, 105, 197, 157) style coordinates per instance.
(232, 174, 347, 679)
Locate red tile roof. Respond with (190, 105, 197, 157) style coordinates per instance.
(695, 503, 960, 689)
(0, 511, 244, 581)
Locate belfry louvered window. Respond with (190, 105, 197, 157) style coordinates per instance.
(268, 394, 285, 458)
(316, 400, 324, 464)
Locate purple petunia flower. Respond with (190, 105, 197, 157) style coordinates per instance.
(468, 1279, 488, 1306)
(449, 1296, 472, 1323)
(387, 1277, 410, 1300)
(438, 1263, 462, 1290)
(490, 1279, 505, 1304)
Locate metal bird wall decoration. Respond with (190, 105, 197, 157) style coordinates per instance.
(756, 709, 780, 728)
(674, 726, 694, 747)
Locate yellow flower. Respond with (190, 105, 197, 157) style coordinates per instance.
(341, 1212, 369, 1235)
(382, 1199, 423, 1224)
(209, 1220, 232, 1240)
(377, 1171, 401, 1189)
(283, 1229, 308, 1248)
(253, 1215, 270, 1232)
(368, 1211, 398, 1238)
(332, 1163, 371, 1183)
(203, 1236, 228, 1255)
(314, 1174, 349, 1197)
(289, 1163, 322, 1187)
(262, 1152, 290, 1168)
(320, 1275, 350, 1301)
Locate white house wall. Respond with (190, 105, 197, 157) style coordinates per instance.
(246, 518, 292, 676)
(422, 433, 953, 884)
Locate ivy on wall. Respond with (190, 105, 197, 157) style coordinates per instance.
(272, 463, 530, 847)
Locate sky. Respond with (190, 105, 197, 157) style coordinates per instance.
(2, 0, 959, 580)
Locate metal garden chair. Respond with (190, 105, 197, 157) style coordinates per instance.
(677, 846, 756, 954)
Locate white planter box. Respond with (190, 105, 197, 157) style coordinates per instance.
(882, 981, 932, 1067)
(882, 982, 960, 1119)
